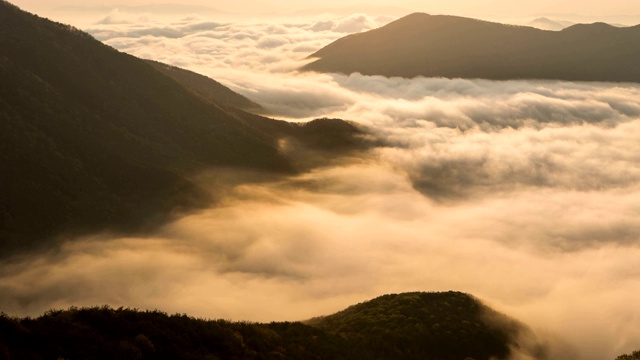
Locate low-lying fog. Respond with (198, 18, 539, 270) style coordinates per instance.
(2, 9, 639, 360)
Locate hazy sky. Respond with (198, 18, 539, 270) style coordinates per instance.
(10, 0, 640, 23)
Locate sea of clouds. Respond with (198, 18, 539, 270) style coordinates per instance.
(2, 9, 640, 360)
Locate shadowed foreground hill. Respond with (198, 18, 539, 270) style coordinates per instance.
(0, 292, 544, 360)
(307, 291, 547, 360)
(617, 350, 640, 360)
(0, 0, 365, 257)
(303, 12, 640, 82)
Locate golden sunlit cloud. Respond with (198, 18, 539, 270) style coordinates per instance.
(2, 5, 640, 360)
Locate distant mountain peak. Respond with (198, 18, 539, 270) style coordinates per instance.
(526, 17, 575, 31)
(562, 21, 618, 33)
(303, 12, 640, 82)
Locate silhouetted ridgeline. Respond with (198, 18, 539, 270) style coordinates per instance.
(0, 292, 541, 360)
(145, 60, 264, 113)
(303, 12, 640, 82)
(0, 0, 365, 257)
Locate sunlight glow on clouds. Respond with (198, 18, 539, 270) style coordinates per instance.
(1, 9, 640, 360)
(1, 164, 639, 360)
(11, 0, 640, 24)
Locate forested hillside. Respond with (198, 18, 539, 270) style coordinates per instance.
(0, 0, 364, 257)
(0, 292, 541, 360)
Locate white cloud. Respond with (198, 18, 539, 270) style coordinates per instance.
(1, 165, 639, 360)
(4, 10, 640, 360)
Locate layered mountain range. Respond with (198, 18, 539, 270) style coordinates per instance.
(303, 12, 640, 82)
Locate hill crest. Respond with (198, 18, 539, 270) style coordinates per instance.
(303, 12, 640, 82)
(0, 291, 547, 360)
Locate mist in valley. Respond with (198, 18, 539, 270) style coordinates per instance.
(1, 8, 640, 360)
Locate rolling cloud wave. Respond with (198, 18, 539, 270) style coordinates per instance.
(2, 10, 639, 360)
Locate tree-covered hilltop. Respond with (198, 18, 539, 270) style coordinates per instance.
(307, 291, 546, 360)
(617, 350, 640, 360)
(0, 0, 365, 257)
(0, 292, 544, 360)
(0, 307, 350, 360)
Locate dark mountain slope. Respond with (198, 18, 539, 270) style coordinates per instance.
(302, 12, 640, 82)
(0, 1, 364, 257)
(145, 60, 264, 112)
(0, 292, 543, 360)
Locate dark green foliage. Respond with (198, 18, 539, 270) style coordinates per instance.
(0, 1, 365, 257)
(303, 12, 640, 82)
(617, 350, 640, 360)
(0, 292, 532, 360)
(307, 291, 522, 360)
(0, 307, 349, 360)
(296, 118, 365, 150)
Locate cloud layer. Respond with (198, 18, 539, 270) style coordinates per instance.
(2, 10, 640, 360)
(1, 165, 639, 360)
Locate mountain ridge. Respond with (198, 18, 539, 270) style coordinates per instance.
(306, 291, 546, 360)
(0, 0, 365, 257)
(302, 12, 640, 82)
(0, 291, 545, 360)
(146, 60, 264, 113)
